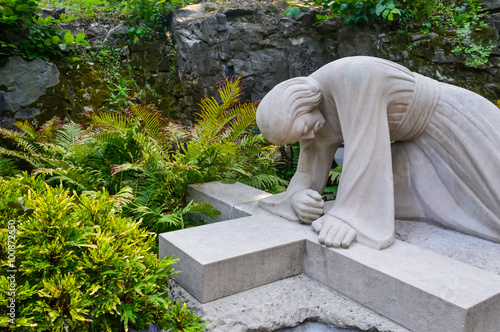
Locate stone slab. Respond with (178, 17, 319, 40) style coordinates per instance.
(187, 181, 272, 222)
(159, 215, 307, 303)
(159, 181, 500, 332)
(304, 240, 500, 332)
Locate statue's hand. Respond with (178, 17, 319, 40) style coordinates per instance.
(312, 214, 356, 249)
(291, 189, 324, 224)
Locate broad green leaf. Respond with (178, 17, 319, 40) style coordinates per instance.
(64, 31, 74, 44)
(375, 3, 386, 16)
(76, 32, 85, 43)
(16, 4, 31, 12)
(284, 7, 301, 19)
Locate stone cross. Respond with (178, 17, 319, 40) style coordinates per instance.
(159, 181, 500, 332)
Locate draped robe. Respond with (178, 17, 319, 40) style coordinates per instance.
(258, 56, 500, 249)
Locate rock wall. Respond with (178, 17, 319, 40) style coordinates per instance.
(1, 0, 500, 128)
(170, 0, 500, 122)
(0, 56, 74, 129)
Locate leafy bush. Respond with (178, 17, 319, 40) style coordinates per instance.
(0, 173, 206, 331)
(0, 77, 286, 233)
(286, 0, 497, 67)
(39, 0, 188, 39)
(286, 0, 404, 25)
(0, 0, 89, 60)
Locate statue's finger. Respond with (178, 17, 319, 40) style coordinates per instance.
(300, 211, 322, 221)
(311, 217, 325, 233)
(324, 222, 341, 247)
(306, 189, 323, 201)
(331, 225, 347, 248)
(341, 229, 356, 249)
(302, 205, 324, 215)
(318, 219, 334, 243)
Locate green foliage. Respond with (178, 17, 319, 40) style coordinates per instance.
(0, 0, 89, 60)
(287, 0, 497, 68)
(39, 0, 188, 39)
(323, 166, 342, 199)
(180, 76, 288, 193)
(0, 78, 287, 232)
(291, 0, 403, 25)
(0, 156, 20, 178)
(0, 174, 206, 331)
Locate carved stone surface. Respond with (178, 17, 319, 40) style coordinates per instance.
(257, 56, 500, 250)
(160, 181, 500, 332)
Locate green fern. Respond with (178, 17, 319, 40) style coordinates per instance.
(88, 111, 136, 131)
(183, 200, 221, 220)
(55, 121, 91, 150)
(193, 76, 250, 145)
(0, 156, 20, 177)
(40, 167, 105, 192)
(13, 119, 37, 139)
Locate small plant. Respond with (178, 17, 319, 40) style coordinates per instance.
(287, 0, 404, 25)
(0, 174, 206, 331)
(0, 157, 20, 178)
(0, 0, 89, 60)
(286, 0, 497, 68)
(0, 78, 286, 232)
(323, 166, 342, 199)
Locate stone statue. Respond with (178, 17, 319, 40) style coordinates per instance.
(256, 56, 500, 250)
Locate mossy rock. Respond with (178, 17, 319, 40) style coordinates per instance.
(66, 61, 112, 113)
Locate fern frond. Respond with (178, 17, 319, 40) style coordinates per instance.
(194, 97, 226, 144)
(0, 146, 43, 167)
(218, 76, 242, 111)
(223, 102, 257, 142)
(157, 212, 184, 229)
(93, 131, 127, 150)
(133, 131, 167, 163)
(164, 122, 191, 152)
(89, 111, 134, 131)
(37, 116, 62, 142)
(182, 200, 221, 220)
(329, 166, 343, 183)
(0, 127, 35, 148)
(131, 105, 167, 145)
(193, 77, 245, 145)
(55, 121, 88, 150)
(0, 156, 20, 177)
(14, 120, 36, 139)
(238, 133, 266, 147)
(32, 167, 56, 176)
(111, 185, 135, 212)
(110, 162, 144, 176)
(45, 167, 104, 192)
(240, 173, 289, 191)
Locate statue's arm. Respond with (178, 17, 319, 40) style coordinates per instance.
(258, 138, 338, 222)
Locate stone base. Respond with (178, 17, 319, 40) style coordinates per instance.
(160, 181, 500, 332)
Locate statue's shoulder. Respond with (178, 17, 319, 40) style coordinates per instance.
(312, 56, 412, 80)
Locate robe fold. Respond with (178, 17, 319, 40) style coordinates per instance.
(259, 56, 500, 248)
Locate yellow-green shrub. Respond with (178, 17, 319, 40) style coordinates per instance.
(0, 173, 205, 331)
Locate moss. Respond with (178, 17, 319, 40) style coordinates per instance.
(66, 61, 112, 114)
(21, 65, 76, 125)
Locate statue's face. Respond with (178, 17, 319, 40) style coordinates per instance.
(284, 109, 326, 144)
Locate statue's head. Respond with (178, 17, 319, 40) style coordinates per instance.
(257, 77, 324, 145)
